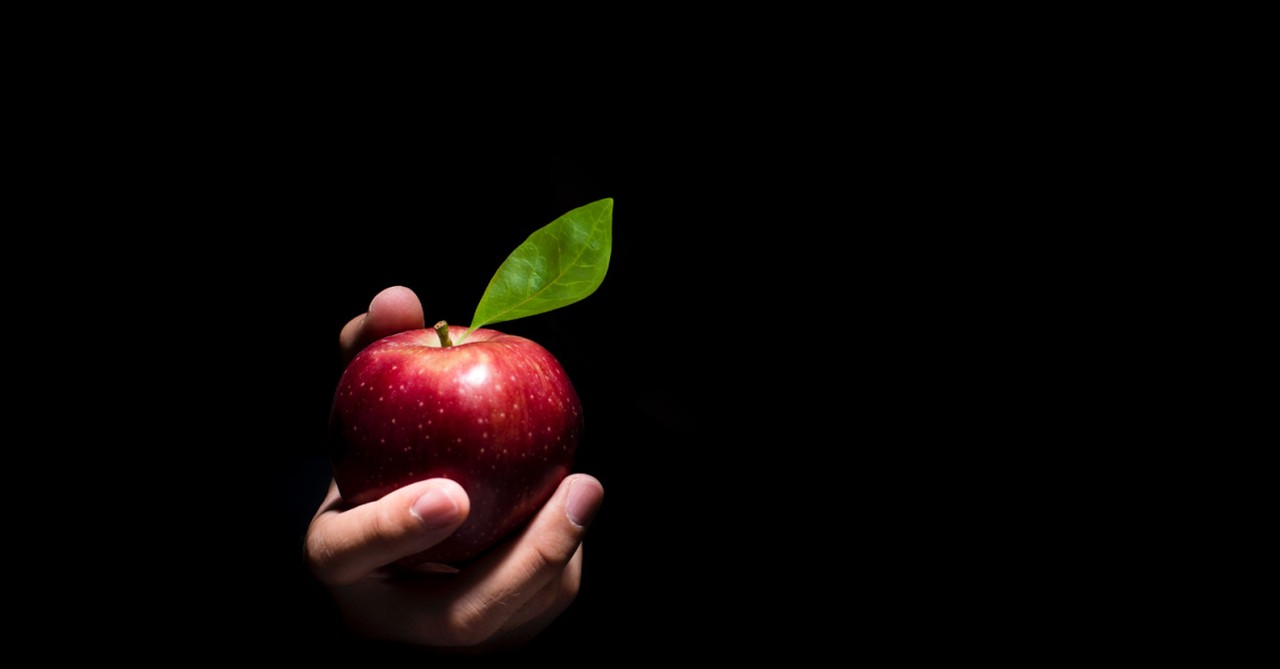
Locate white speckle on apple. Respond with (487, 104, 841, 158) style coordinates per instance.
(391, 418, 396, 424)
(418, 401, 424, 407)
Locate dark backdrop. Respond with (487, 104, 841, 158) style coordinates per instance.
(50, 89, 963, 656)
(28, 57, 1078, 659)
(50, 124, 964, 660)
(129, 143, 797, 660)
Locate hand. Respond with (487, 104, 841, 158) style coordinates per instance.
(305, 286, 604, 651)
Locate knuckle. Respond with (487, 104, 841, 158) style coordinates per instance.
(558, 571, 582, 606)
(530, 580, 565, 618)
(528, 534, 573, 575)
(303, 532, 342, 584)
(366, 505, 394, 543)
(441, 602, 499, 647)
(361, 503, 407, 553)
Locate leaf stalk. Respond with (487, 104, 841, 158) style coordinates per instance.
(434, 320, 453, 347)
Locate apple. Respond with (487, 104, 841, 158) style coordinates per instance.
(329, 322, 582, 566)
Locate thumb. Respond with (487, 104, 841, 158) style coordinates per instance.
(306, 478, 470, 585)
(339, 286, 425, 363)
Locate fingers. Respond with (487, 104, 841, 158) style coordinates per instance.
(316, 474, 603, 649)
(502, 544, 585, 637)
(307, 479, 470, 585)
(444, 474, 603, 641)
(339, 285, 425, 361)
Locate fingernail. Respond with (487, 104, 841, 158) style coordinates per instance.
(566, 478, 603, 528)
(411, 487, 460, 530)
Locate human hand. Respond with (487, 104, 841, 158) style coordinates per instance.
(305, 286, 604, 651)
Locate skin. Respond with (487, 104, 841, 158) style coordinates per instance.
(306, 286, 605, 651)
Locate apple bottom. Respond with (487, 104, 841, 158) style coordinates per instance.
(346, 462, 572, 570)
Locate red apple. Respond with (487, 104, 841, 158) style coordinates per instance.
(329, 323, 581, 566)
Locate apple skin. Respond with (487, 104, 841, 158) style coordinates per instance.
(329, 324, 581, 566)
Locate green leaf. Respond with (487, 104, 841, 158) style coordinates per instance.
(466, 198, 613, 337)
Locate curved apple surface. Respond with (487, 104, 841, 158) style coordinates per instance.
(329, 325, 581, 565)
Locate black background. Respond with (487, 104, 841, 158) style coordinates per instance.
(18, 37, 1132, 661)
(47, 96, 961, 656)
(29, 114, 1013, 661)
(116, 140, 830, 659)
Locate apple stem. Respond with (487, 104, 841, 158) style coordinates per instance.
(434, 321, 454, 347)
